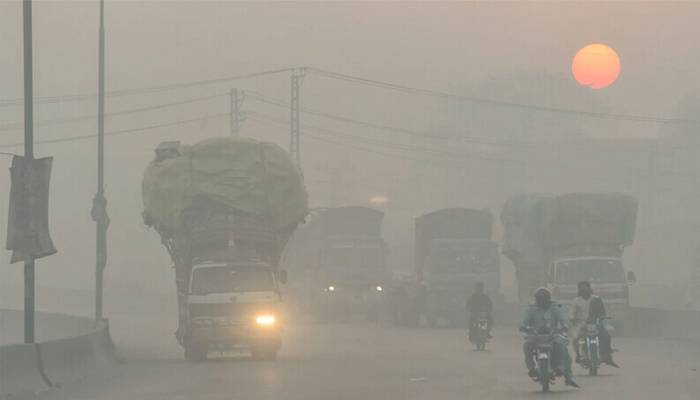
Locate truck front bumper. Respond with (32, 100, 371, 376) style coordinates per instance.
(189, 322, 281, 350)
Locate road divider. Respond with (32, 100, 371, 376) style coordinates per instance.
(0, 314, 115, 399)
(0, 343, 52, 397)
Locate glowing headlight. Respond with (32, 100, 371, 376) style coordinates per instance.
(255, 315, 276, 326)
(376, 285, 383, 292)
(327, 285, 335, 292)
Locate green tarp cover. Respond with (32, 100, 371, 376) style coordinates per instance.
(539, 192, 637, 248)
(142, 137, 307, 233)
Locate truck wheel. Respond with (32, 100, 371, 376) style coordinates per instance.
(184, 343, 207, 362)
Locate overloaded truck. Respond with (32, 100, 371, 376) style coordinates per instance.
(393, 208, 500, 327)
(501, 192, 637, 314)
(142, 137, 307, 361)
(282, 206, 389, 320)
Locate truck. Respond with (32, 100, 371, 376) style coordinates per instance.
(142, 137, 307, 361)
(501, 192, 637, 315)
(393, 208, 500, 327)
(282, 206, 389, 320)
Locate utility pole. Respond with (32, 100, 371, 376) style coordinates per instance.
(645, 140, 657, 230)
(329, 167, 341, 207)
(91, 0, 109, 323)
(22, 0, 35, 344)
(229, 88, 244, 137)
(290, 68, 306, 166)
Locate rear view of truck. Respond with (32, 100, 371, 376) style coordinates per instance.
(142, 137, 307, 361)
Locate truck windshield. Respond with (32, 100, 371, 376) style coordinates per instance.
(190, 265, 274, 294)
(555, 259, 625, 284)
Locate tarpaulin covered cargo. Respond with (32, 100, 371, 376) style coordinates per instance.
(142, 137, 307, 236)
(539, 192, 637, 250)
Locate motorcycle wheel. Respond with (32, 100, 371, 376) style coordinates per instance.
(589, 343, 599, 376)
(539, 359, 550, 392)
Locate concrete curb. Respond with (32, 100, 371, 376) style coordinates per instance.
(0, 316, 116, 399)
(0, 343, 50, 397)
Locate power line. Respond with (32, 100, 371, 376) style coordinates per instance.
(0, 112, 229, 148)
(0, 93, 226, 133)
(307, 67, 700, 125)
(246, 91, 683, 152)
(248, 110, 700, 184)
(246, 110, 505, 164)
(247, 91, 543, 149)
(0, 67, 296, 108)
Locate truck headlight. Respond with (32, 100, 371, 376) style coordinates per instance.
(376, 285, 383, 292)
(255, 314, 276, 326)
(327, 285, 335, 292)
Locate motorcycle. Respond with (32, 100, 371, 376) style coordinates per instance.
(576, 317, 608, 376)
(523, 327, 566, 392)
(470, 312, 490, 351)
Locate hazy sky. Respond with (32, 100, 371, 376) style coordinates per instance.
(0, 1, 698, 294)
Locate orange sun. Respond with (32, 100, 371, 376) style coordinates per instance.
(571, 43, 621, 89)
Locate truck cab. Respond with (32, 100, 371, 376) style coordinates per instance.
(184, 260, 285, 361)
(315, 238, 388, 319)
(548, 256, 634, 315)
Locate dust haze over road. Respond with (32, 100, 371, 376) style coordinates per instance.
(1, 1, 700, 399)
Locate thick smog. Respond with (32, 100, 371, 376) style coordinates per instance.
(0, 2, 699, 399)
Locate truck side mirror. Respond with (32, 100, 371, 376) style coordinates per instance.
(627, 271, 636, 284)
(279, 270, 288, 285)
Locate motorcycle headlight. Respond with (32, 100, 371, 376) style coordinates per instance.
(255, 314, 276, 326)
(376, 285, 383, 292)
(327, 285, 336, 292)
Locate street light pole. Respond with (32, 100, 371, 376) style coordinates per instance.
(92, 0, 109, 323)
(22, 0, 35, 344)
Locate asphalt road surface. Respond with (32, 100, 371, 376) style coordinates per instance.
(33, 312, 700, 400)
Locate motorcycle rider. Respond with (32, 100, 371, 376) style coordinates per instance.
(571, 281, 619, 368)
(520, 287, 579, 388)
(588, 296, 619, 367)
(466, 282, 493, 340)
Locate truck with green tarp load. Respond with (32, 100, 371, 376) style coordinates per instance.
(501, 192, 637, 313)
(142, 137, 307, 361)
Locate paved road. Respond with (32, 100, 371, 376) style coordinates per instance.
(35, 313, 700, 400)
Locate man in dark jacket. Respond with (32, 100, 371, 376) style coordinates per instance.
(466, 282, 493, 340)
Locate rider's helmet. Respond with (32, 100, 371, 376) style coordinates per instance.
(534, 287, 552, 309)
(577, 280, 592, 298)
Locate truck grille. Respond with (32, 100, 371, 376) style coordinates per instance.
(189, 303, 256, 318)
